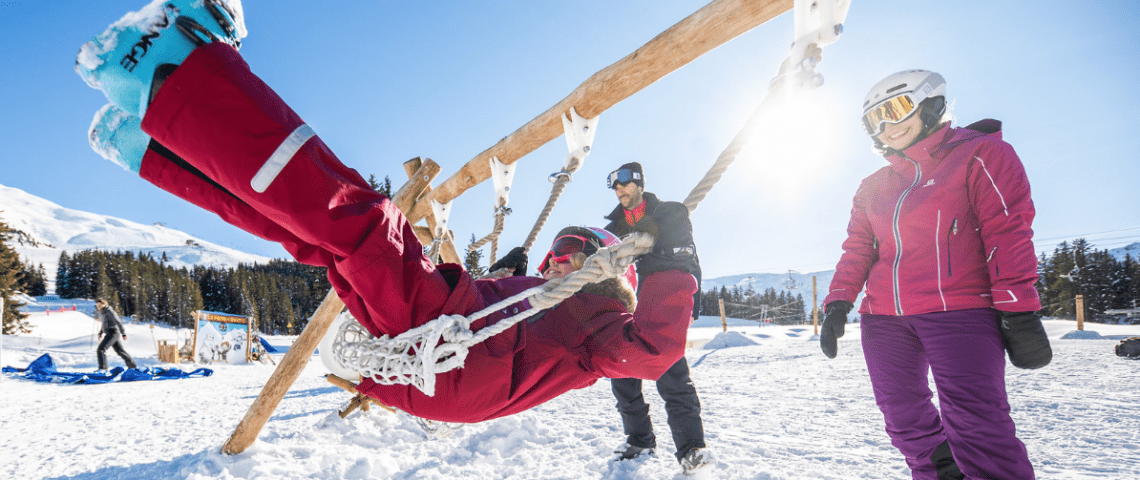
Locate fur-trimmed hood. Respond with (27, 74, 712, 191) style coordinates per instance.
(579, 276, 637, 313)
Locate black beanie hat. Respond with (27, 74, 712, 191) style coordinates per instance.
(614, 162, 644, 188)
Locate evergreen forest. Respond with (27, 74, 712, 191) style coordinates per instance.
(6, 226, 1140, 335)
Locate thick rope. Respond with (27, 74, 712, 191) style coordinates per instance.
(468, 205, 507, 265)
(426, 237, 443, 263)
(682, 92, 779, 212)
(332, 232, 654, 396)
(521, 153, 584, 253)
(682, 43, 823, 213)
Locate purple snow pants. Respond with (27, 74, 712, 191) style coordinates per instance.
(860, 308, 1034, 480)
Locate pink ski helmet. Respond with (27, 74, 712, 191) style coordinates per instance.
(538, 226, 638, 290)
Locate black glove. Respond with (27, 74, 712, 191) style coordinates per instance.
(489, 247, 528, 276)
(999, 311, 1052, 369)
(631, 204, 698, 277)
(820, 301, 853, 359)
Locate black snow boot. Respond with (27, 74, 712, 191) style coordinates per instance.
(930, 440, 965, 480)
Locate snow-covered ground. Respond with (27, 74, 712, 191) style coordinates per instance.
(2, 296, 1138, 479)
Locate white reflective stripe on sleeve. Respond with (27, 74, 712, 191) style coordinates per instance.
(993, 289, 1019, 304)
(974, 156, 1009, 216)
(251, 124, 317, 193)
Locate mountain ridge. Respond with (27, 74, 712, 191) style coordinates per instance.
(1, 183, 273, 290)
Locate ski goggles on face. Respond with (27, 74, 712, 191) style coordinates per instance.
(539, 235, 590, 273)
(606, 168, 642, 189)
(861, 94, 917, 135)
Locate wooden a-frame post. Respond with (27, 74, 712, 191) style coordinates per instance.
(222, 0, 793, 455)
(222, 159, 441, 454)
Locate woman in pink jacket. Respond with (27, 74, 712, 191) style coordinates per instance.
(820, 70, 1051, 480)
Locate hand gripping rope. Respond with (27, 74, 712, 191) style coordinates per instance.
(329, 232, 654, 396)
(682, 0, 850, 212)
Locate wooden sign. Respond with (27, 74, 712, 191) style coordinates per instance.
(192, 310, 254, 364)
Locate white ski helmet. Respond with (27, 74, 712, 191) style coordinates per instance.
(861, 69, 946, 136)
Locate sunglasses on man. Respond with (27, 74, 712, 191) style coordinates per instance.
(606, 168, 642, 189)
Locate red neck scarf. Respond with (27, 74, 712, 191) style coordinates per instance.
(623, 199, 647, 225)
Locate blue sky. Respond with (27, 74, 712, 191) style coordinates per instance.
(2, 1, 1139, 279)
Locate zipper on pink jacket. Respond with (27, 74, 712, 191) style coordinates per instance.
(891, 155, 923, 315)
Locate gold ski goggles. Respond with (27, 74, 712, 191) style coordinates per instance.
(862, 94, 917, 135)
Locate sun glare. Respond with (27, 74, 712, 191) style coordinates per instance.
(736, 91, 848, 206)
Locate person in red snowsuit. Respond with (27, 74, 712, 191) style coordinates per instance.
(79, 9, 697, 423)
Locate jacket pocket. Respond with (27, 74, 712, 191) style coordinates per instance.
(947, 218, 958, 277)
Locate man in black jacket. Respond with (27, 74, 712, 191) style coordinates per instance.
(602, 162, 712, 474)
(94, 298, 138, 371)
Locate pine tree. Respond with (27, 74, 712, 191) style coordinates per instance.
(1044, 242, 1078, 317)
(56, 251, 71, 298)
(19, 260, 48, 297)
(1126, 255, 1140, 315)
(0, 218, 31, 334)
(464, 234, 487, 277)
(367, 174, 393, 197)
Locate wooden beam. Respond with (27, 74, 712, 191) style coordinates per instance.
(222, 163, 443, 455)
(326, 374, 398, 416)
(223, 288, 346, 454)
(393, 158, 440, 214)
(411, 225, 434, 248)
(404, 158, 462, 264)
(405, 0, 793, 224)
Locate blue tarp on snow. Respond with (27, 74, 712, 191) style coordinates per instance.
(2, 354, 212, 384)
(258, 336, 279, 353)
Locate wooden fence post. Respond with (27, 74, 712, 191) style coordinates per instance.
(1075, 294, 1085, 331)
(718, 298, 727, 332)
(811, 276, 818, 334)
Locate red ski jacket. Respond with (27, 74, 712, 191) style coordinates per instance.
(136, 43, 696, 423)
(824, 121, 1041, 316)
(356, 269, 696, 423)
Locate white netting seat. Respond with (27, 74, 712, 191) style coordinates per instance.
(331, 312, 475, 395)
(327, 232, 653, 396)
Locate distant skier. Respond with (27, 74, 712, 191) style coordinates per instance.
(75, 0, 698, 424)
(820, 70, 1050, 480)
(94, 298, 138, 371)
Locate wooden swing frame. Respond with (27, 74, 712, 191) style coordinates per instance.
(222, 0, 793, 455)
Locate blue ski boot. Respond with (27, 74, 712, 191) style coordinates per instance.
(88, 104, 149, 173)
(76, 0, 246, 118)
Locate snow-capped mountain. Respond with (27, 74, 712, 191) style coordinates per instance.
(1109, 242, 1140, 263)
(701, 270, 835, 297)
(0, 183, 273, 285)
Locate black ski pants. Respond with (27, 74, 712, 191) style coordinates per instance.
(97, 333, 137, 370)
(611, 356, 705, 461)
